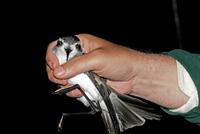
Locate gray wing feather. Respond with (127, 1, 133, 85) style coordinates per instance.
(88, 72, 161, 132)
(116, 93, 162, 120)
(110, 92, 161, 131)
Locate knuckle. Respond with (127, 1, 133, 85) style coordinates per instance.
(48, 74, 55, 82)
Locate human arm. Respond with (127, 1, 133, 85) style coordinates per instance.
(46, 34, 189, 109)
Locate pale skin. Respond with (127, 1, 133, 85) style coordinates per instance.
(46, 34, 189, 109)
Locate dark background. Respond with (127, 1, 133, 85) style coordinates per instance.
(2, 0, 200, 134)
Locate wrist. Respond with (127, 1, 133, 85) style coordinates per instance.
(129, 53, 188, 108)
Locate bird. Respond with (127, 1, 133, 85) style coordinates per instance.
(52, 35, 162, 134)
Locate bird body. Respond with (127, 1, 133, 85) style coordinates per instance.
(53, 36, 161, 134)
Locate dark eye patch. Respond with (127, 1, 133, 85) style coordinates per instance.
(57, 40, 62, 47)
(75, 44, 82, 51)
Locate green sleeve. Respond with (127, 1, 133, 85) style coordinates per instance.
(161, 49, 200, 126)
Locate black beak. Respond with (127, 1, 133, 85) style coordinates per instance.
(65, 48, 72, 61)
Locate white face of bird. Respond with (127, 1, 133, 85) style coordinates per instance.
(53, 36, 83, 65)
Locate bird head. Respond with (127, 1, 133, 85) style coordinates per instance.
(53, 36, 83, 65)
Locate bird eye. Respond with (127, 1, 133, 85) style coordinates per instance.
(75, 44, 82, 51)
(57, 40, 62, 46)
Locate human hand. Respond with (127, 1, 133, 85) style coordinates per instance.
(46, 34, 139, 96)
(46, 34, 188, 108)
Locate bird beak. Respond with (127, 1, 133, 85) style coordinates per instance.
(65, 48, 72, 61)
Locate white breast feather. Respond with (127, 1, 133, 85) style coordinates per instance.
(69, 73, 108, 112)
(68, 73, 100, 100)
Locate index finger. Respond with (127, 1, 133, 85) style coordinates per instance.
(46, 40, 60, 69)
(76, 34, 113, 53)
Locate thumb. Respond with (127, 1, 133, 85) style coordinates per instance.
(54, 51, 101, 79)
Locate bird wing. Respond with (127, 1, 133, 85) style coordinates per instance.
(87, 72, 162, 132)
(116, 92, 162, 121)
(109, 92, 162, 131)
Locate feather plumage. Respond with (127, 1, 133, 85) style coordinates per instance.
(53, 36, 161, 134)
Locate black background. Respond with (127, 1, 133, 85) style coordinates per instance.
(2, 0, 200, 134)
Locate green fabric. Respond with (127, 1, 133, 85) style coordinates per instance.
(162, 49, 200, 126)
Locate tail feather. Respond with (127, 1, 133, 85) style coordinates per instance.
(117, 93, 162, 120)
(110, 92, 161, 131)
(87, 72, 161, 133)
(110, 93, 145, 131)
(100, 103, 116, 134)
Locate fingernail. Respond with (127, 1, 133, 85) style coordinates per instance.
(54, 66, 65, 76)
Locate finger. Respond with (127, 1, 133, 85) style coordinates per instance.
(46, 40, 60, 69)
(47, 66, 67, 85)
(54, 51, 102, 79)
(76, 34, 113, 53)
(66, 89, 83, 98)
